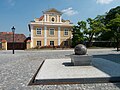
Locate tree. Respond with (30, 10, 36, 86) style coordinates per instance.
(105, 6, 120, 24)
(84, 15, 107, 47)
(108, 13, 120, 28)
(72, 15, 107, 47)
(100, 6, 120, 41)
(107, 13, 120, 51)
(100, 6, 120, 51)
(72, 21, 86, 47)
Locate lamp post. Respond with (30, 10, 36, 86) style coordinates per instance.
(11, 26, 15, 54)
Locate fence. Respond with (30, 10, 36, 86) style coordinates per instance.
(85, 41, 118, 48)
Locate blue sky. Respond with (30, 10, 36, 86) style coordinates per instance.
(0, 0, 120, 36)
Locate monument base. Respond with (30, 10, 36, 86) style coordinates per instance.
(70, 54, 92, 66)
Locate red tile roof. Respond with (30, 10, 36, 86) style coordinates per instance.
(1, 40, 7, 43)
(0, 32, 26, 42)
(27, 40, 31, 42)
(39, 15, 44, 21)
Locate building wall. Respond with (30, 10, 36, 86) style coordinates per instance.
(29, 9, 73, 48)
(26, 42, 31, 49)
(31, 25, 72, 48)
(2, 42, 7, 50)
(33, 26, 44, 37)
(32, 38, 44, 47)
(45, 13, 61, 22)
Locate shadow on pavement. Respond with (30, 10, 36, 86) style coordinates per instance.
(93, 54, 120, 64)
(93, 54, 120, 88)
(62, 62, 74, 66)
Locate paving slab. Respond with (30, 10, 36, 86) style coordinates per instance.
(34, 58, 120, 84)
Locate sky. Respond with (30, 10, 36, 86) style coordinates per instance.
(0, 0, 120, 36)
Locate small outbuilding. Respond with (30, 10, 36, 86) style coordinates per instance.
(0, 32, 26, 50)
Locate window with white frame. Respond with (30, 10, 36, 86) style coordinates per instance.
(49, 28, 54, 35)
(37, 41, 41, 46)
(36, 28, 42, 35)
(64, 29, 69, 35)
(50, 41, 54, 46)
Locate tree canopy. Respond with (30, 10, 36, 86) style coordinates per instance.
(72, 15, 107, 47)
(72, 6, 120, 48)
(100, 6, 120, 41)
(72, 21, 85, 47)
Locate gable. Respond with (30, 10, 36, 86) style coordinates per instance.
(43, 8, 62, 15)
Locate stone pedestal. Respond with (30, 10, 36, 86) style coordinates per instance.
(70, 54, 92, 66)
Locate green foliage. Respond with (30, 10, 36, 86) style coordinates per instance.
(107, 13, 120, 28)
(72, 15, 107, 47)
(105, 6, 120, 24)
(84, 15, 107, 47)
(107, 13, 120, 40)
(100, 6, 120, 41)
(72, 21, 86, 47)
(95, 6, 120, 51)
(72, 6, 120, 48)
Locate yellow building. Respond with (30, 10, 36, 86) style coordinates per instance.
(28, 8, 73, 48)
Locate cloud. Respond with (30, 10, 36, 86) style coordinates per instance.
(8, 0, 15, 6)
(62, 7, 78, 16)
(96, 0, 114, 4)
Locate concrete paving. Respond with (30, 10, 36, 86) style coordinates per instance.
(0, 49, 120, 90)
(35, 58, 120, 84)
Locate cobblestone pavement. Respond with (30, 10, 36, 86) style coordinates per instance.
(0, 48, 120, 90)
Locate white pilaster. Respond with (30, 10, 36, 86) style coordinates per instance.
(44, 26, 47, 46)
(44, 14, 46, 22)
(58, 27, 61, 46)
(57, 15, 59, 23)
(31, 25, 34, 48)
(60, 16, 62, 23)
(6, 42, 7, 50)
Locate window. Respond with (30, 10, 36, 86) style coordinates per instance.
(49, 28, 54, 35)
(50, 41, 54, 46)
(51, 18, 55, 22)
(51, 16, 55, 22)
(64, 29, 69, 35)
(64, 41, 68, 46)
(36, 28, 42, 35)
(37, 41, 41, 46)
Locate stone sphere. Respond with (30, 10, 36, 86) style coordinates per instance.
(74, 44, 87, 55)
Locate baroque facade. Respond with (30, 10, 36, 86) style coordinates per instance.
(28, 8, 73, 48)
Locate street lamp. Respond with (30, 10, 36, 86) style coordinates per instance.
(11, 26, 15, 54)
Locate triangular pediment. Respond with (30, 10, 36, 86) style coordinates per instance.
(43, 8, 62, 14)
